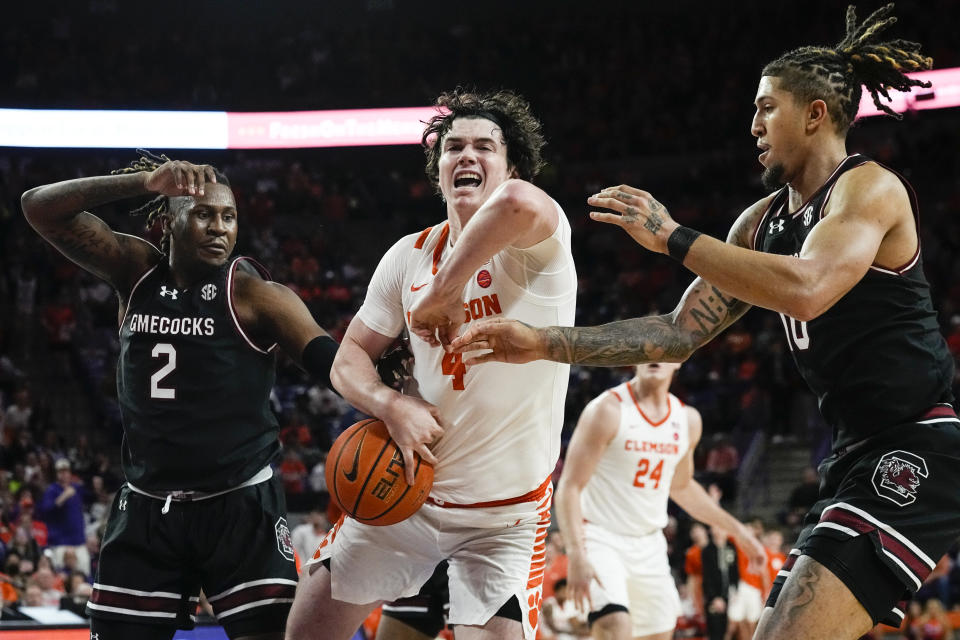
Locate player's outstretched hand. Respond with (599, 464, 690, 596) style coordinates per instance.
(587, 185, 679, 255)
(408, 285, 464, 348)
(567, 552, 602, 614)
(449, 318, 545, 364)
(381, 394, 445, 485)
(144, 159, 218, 197)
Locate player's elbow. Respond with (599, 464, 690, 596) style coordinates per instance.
(785, 300, 819, 323)
(329, 348, 352, 395)
(491, 180, 544, 227)
(786, 289, 833, 323)
(20, 188, 41, 220)
(781, 261, 843, 322)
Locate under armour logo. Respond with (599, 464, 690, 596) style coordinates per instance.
(119, 498, 127, 511)
(91, 633, 100, 640)
(768, 218, 786, 234)
(160, 286, 179, 300)
(201, 283, 217, 301)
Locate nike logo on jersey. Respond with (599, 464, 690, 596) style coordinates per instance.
(410, 282, 430, 292)
(342, 430, 367, 482)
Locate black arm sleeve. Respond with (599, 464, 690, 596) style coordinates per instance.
(302, 335, 339, 392)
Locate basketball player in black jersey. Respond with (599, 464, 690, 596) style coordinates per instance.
(20, 152, 341, 640)
(450, 5, 959, 640)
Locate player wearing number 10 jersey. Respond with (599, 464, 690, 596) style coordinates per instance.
(451, 7, 960, 638)
(287, 89, 576, 640)
(21, 151, 340, 640)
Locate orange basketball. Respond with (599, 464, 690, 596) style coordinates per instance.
(326, 418, 434, 526)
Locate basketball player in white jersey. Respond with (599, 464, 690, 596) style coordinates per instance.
(286, 89, 577, 640)
(555, 362, 765, 640)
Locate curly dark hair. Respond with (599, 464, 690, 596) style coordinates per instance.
(421, 88, 546, 194)
(762, 3, 932, 134)
(111, 149, 230, 255)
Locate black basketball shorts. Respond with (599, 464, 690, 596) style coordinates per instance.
(87, 474, 298, 637)
(380, 560, 451, 637)
(766, 408, 960, 627)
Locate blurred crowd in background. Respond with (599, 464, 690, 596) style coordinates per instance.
(1, 0, 959, 636)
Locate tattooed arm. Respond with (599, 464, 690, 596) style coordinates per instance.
(20, 161, 214, 294)
(21, 173, 161, 293)
(450, 197, 771, 365)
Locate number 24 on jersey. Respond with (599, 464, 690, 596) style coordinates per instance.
(633, 457, 664, 489)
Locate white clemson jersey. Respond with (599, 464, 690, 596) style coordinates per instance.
(356, 205, 577, 504)
(581, 385, 690, 535)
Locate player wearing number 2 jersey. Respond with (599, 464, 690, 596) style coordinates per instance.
(451, 7, 960, 640)
(21, 151, 340, 640)
(556, 362, 764, 640)
(286, 90, 576, 640)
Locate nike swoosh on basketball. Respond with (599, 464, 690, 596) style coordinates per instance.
(343, 431, 367, 482)
(410, 282, 430, 292)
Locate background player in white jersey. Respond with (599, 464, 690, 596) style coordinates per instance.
(556, 361, 765, 640)
(286, 89, 577, 640)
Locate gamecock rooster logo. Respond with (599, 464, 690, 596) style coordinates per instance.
(872, 450, 928, 507)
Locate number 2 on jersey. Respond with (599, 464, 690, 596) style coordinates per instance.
(633, 457, 664, 489)
(151, 343, 177, 399)
(441, 352, 466, 390)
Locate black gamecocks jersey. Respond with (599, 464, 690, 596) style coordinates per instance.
(117, 257, 280, 492)
(753, 154, 953, 448)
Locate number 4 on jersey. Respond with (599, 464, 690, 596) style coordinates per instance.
(441, 352, 466, 390)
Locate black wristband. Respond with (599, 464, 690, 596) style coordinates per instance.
(302, 335, 340, 394)
(666, 226, 702, 263)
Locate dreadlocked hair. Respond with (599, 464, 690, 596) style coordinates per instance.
(762, 3, 933, 133)
(422, 88, 546, 194)
(111, 149, 230, 255)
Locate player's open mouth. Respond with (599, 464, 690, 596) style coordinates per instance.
(757, 144, 770, 163)
(454, 171, 482, 188)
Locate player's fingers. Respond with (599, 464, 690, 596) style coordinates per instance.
(449, 329, 486, 351)
(411, 327, 440, 347)
(204, 164, 217, 184)
(426, 405, 449, 432)
(441, 324, 461, 348)
(172, 163, 185, 190)
(589, 211, 626, 226)
(184, 164, 197, 194)
(585, 195, 626, 213)
(400, 447, 417, 485)
(417, 445, 439, 468)
(592, 571, 604, 590)
(602, 184, 648, 198)
(451, 338, 491, 354)
(461, 351, 497, 366)
(438, 324, 452, 347)
(195, 166, 207, 196)
(576, 587, 592, 613)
